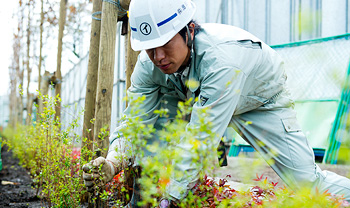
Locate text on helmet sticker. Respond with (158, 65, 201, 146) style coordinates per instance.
(157, 2, 188, 28)
(177, 3, 187, 14)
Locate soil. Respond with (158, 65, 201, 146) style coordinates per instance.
(0, 145, 42, 208)
(1, 144, 350, 207)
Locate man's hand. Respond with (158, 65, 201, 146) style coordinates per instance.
(82, 157, 116, 191)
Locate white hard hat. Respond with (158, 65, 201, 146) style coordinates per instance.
(129, 0, 196, 51)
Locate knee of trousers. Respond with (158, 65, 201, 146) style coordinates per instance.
(275, 163, 320, 190)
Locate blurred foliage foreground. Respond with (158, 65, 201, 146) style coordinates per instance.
(1, 93, 349, 207)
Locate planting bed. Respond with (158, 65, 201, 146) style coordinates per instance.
(0, 144, 41, 208)
(1, 144, 350, 207)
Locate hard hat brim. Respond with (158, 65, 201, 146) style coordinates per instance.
(130, 30, 178, 51)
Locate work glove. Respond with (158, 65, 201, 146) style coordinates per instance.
(82, 157, 116, 191)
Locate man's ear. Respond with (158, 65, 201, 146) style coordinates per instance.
(186, 23, 195, 48)
(189, 22, 195, 39)
(185, 26, 192, 48)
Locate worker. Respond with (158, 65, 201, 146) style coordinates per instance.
(83, 0, 350, 207)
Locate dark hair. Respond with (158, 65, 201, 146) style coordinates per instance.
(179, 20, 201, 44)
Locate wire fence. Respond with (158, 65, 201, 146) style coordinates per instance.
(273, 34, 350, 158)
(60, 22, 126, 136)
(273, 34, 350, 101)
(230, 34, 350, 159)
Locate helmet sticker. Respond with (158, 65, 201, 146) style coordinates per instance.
(135, 15, 160, 40)
(140, 22, 152, 35)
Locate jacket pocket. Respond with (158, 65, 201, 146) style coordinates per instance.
(281, 118, 302, 132)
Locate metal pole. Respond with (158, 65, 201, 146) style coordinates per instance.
(231, 0, 234, 25)
(316, 0, 319, 37)
(117, 23, 121, 119)
(319, 0, 322, 37)
(265, 0, 271, 44)
(206, 0, 210, 22)
(290, 0, 294, 42)
(244, 0, 248, 30)
(221, 0, 228, 24)
(346, 0, 349, 34)
(298, 0, 302, 41)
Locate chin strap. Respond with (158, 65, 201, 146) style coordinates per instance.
(186, 25, 193, 48)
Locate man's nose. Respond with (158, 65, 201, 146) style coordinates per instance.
(154, 47, 165, 63)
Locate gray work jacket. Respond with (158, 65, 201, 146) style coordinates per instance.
(109, 23, 287, 200)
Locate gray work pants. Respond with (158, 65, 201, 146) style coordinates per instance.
(230, 98, 350, 201)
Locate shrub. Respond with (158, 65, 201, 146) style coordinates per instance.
(3, 92, 349, 207)
(3, 93, 93, 207)
(115, 96, 348, 207)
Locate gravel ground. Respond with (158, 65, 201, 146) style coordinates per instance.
(213, 153, 350, 190)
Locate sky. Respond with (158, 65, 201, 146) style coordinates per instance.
(0, 2, 16, 96)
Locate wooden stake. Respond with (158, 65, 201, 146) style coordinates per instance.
(81, 0, 102, 204)
(82, 0, 102, 167)
(93, 0, 119, 158)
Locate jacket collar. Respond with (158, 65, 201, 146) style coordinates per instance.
(165, 49, 199, 93)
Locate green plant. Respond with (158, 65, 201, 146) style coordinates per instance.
(3, 89, 349, 207)
(111, 93, 350, 207)
(115, 94, 229, 207)
(3, 92, 94, 207)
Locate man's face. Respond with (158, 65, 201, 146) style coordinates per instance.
(146, 33, 190, 74)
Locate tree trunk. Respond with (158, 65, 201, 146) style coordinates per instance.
(41, 71, 50, 97)
(93, 0, 119, 158)
(125, 25, 140, 107)
(26, 2, 32, 125)
(17, 4, 25, 125)
(9, 28, 21, 127)
(55, 0, 67, 122)
(18, 64, 24, 125)
(38, 71, 50, 119)
(9, 65, 18, 127)
(82, 0, 102, 163)
(37, 0, 44, 118)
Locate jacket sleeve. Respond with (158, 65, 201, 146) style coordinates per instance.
(167, 65, 248, 200)
(107, 58, 163, 167)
